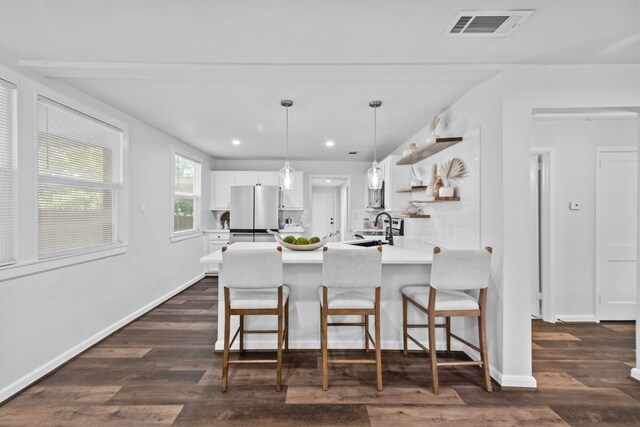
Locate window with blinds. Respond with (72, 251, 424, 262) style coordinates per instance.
(37, 96, 123, 258)
(0, 79, 16, 266)
(173, 154, 201, 233)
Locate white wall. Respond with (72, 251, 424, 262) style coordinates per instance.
(532, 118, 638, 320)
(499, 65, 640, 385)
(214, 159, 370, 233)
(0, 61, 213, 402)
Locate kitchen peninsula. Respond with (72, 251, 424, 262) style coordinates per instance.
(200, 237, 436, 351)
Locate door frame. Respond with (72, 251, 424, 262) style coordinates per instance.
(308, 174, 351, 241)
(531, 147, 556, 323)
(594, 146, 638, 321)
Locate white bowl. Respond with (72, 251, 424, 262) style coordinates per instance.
(269, 230, 339, 251)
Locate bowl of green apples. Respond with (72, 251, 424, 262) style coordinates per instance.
(268, 230, 339, 251)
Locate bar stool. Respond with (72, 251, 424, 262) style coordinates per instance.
(319, 245, 383, 391)
(400, 246, 493, 394)
(220, 245, 289, 392)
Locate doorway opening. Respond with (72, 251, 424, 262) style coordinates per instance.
(309, 175, 350, 242)
(530, 148, 554, 323)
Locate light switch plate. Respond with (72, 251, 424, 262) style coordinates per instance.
(140, 202, 146, 214)
(569, 202, 580, 210)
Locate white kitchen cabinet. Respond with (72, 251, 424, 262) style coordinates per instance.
(206, 231, 230, 274)
(381, 155, 411, 212)
(235, 171, 260, 186)
(281, 171, 304, 209)
(210, 171, 236, 210)
(258, 172, 280, 186)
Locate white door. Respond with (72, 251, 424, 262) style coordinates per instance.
(312, 191, 335, 240)
(595, 149, 638, 320)
(529, 155, 541, 318)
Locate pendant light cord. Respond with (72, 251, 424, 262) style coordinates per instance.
(285, 105, 289, 162)
(373, 104, 377, 163)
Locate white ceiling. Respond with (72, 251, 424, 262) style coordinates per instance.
(311, 178, 348, 188)
(0, 0, 638, 161)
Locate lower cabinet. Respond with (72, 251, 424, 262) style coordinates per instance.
(206, 233, 229, 274)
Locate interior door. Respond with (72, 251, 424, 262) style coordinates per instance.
(595, 149, 638, 320)
(312, 191, 335, 240)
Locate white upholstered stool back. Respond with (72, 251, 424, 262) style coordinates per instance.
(222, 246, 283, 289)
(322, 246, 382, 288)
(430, 248, 491, 291)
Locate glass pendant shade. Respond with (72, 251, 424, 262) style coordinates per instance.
(367, 161, 383, 190)
(279, 161, 295, 190)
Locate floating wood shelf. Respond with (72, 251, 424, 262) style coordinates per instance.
(397, 213, 431, 219)
(396, 186, 428, 193)
(396, 137, 463, 165)
(410, 197, 461, 203)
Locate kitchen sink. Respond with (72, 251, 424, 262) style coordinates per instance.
(345, 240, 389, 247)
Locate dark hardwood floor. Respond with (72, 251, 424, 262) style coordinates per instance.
(1, 277, 638, 426)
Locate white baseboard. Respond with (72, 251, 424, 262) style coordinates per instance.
(555, 314, 599, 323)
(463, 348, 537, 389)
(0, 273, 205, 404)
(631, 368, 640, 382)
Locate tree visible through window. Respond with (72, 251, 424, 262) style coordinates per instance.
(173, 154, 200, 233)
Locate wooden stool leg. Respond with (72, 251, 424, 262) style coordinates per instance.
(374, 287, 383, 391)
(284, 299, 289, 352)
(239, 315, 244, 353)
(428, 289, 439, 394)
(446, 317, 451, 353)
(221, 287, 231, 392)
(276, 288, 283, 392)
(322, 288, 329, 391)
(478, 288, 492, 392)
(402, 295, 408, 355)
(364, 315, 369, 353)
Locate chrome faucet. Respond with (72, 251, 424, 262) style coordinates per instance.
(374, 212, 394, 246)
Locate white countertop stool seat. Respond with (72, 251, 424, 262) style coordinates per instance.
(220, 245, 289, 392)
(400, 246, 493, 395)
(319, 245, 383, 391)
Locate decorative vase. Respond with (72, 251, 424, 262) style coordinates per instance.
(426, 129, 438, 145)
(439, 185, 455, 198)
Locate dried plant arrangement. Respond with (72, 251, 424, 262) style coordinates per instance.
(439, 157, 467, 182)
(428, 115, 440, 133)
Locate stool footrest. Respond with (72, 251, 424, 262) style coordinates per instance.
(243, 329, 279, 334)
(407, 323, 447, 329)
(327, 322, 366, 327)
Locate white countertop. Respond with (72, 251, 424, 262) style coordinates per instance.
(350, 228, 385, 234)
(199, 237, 434, 265)
(204, 229, 230, 233)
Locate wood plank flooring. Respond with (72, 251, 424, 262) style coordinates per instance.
(1, 276, 639, 426)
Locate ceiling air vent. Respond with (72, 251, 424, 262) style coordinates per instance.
(444, 10, 535, 37)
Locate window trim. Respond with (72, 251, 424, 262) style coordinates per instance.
(0, 83, 130, 283)
(170, 147, 202, 242)
(0, 78, 17, 267)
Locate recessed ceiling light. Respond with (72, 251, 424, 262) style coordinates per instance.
(325, 140, 335, 147)
(232, 139, 241, 145)
(326, 179, 331, 183)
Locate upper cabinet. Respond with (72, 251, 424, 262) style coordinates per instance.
(280, 171, 304, 210)
(210, 170, 304, 210)
(210, 171, 236, 210)
(380, 155, 411, 212)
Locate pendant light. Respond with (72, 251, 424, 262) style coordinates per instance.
(279, 99, 295, 190)
(367, 100, 384, 190)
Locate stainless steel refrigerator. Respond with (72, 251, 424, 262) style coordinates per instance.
(229, 185, 279, 243)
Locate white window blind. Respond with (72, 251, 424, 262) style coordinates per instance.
(37, 96, 123, 258)
(0, 79, 16, 266)
(173, 154, 201, 233)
